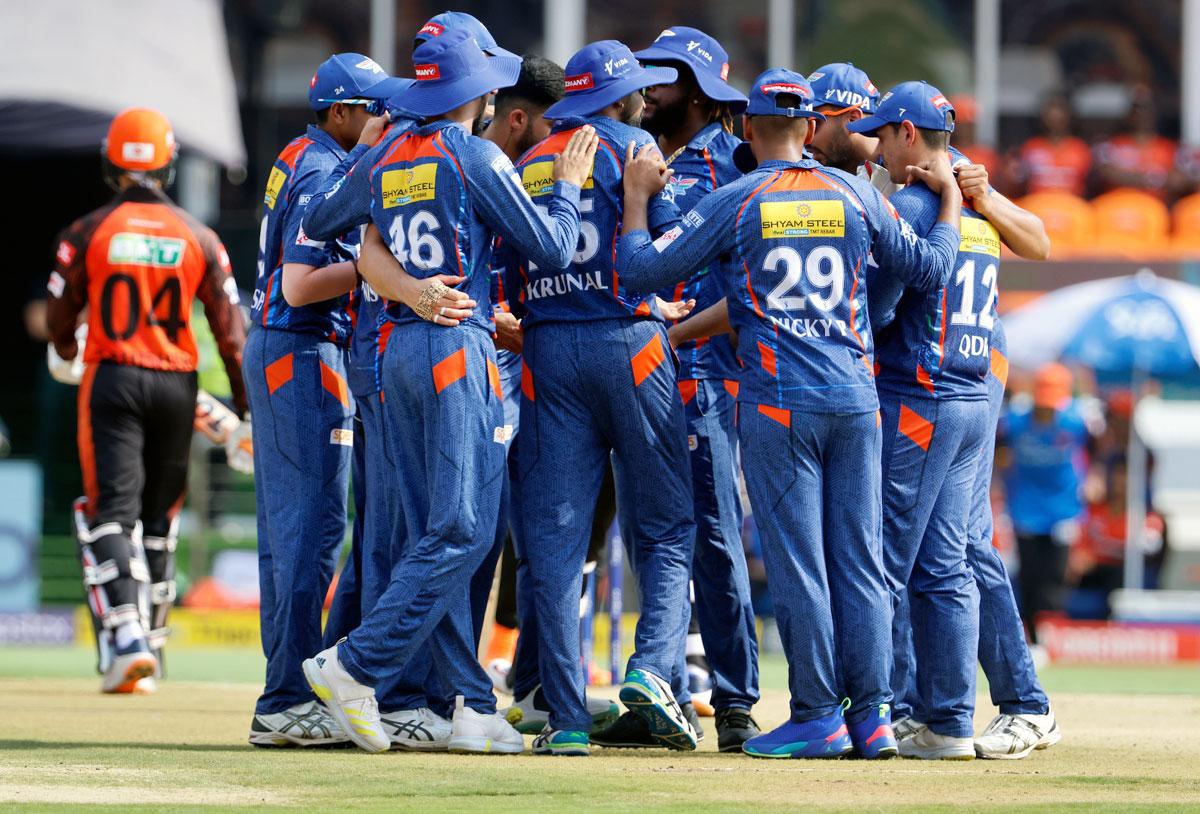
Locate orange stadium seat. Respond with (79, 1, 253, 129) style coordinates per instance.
(1090, 188, 1172, 260)
(1014, 191, 1094, 259)
(1171, 193, 1200, 258)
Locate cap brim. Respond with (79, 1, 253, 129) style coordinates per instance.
(846, 113, 888, 134)
(544, 65, 678, 121)
(634, 47, 749, 113)
(481, 43, 520, 60)
(394, 55, 522, 117)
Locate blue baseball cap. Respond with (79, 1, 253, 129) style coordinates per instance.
(392, 29, 522, 118)
(745, 69, 825, 119)
(543, 41, 677, 121)
(847, 80, 956, 135)
(413, 11, 518, 59)
(308, 53, 410, 111)
(634, 27, 748, 114)
(807, 62, 879, 113)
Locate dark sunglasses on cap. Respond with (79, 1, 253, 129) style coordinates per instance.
(317, 98, 387, 116)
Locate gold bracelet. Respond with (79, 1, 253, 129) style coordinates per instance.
(414, 280, 452, 321)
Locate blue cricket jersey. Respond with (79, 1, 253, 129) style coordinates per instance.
(873, 147, 1000, 401)
(617, 158, 959, 414)
(368, 120, 583, 334)
(1001, 400, 1091, 535)
(656, 123, 743, 381)
(498, 115, 680, 326)
(251, 125, 354, 342)
(303, 118, 418, 397)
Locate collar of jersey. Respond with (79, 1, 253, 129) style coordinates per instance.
(683, 121, 728, 153)
(304, 124, 351, 157)
(755, 157, 823, 171)
(411, 119, 465, 137)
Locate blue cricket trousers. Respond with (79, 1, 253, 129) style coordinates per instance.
(880, 393, 989, 738)
(244, 328, 352, 715)
(738, 405, 891, 725)
(339, 326, 504, 714)
(673, 378, 759, 712)
(519, 318, 695, 732)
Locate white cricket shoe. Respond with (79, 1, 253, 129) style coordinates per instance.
(248, 700, 348, 747)
(899, 728, 975, 760)
(504, 685, 620, 735)
(974, 710, 1061, 759)
(448, 695, 525, 754)
(892, 716, 928, 742)
(381, 707, 452, 751)
(302, 644, 388, 753)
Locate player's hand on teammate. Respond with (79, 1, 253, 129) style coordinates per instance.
(357, 114, 390, 147)
(411, 274, 477, 326)
(906, 152, 961, 202)
(656, 296, 696, 322)
(552, 125, 599, 188)
(956, 163, 991, 206)
(623, 142, 673, 199)
(493, 310, 524, 353)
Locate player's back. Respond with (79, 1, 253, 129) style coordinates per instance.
(369, 121, 494, 333)
(724, 160, 880, 414)
(513, 115, 670, 326)
(63, 186, 224, 372)
(252, 127, 351, 340)
(875, 180, 998, 401)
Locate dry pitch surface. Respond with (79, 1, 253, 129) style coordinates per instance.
(3, 657, 1199, 813)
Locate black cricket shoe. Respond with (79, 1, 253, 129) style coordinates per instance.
(592, 704, 707, 748)
(590, 710, 657, 748)
(715, 707, 760, 753)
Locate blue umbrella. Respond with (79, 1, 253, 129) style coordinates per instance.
(1004, 270, 1200, 381)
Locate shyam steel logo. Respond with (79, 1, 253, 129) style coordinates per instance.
(522, 160, 593, 196)
(107, 233, 186, 268)
(959, 217, 1001, 258)
(760, 200, 846, 239)
(381, 164, 438, 208)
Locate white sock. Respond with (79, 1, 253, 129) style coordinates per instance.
(115, 620, 144, 649)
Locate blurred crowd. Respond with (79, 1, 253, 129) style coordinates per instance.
(953, 86, 1200, 260)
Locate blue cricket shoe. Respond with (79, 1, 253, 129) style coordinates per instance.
(742, 709, 853, 759)
(847, 703, 899, 759)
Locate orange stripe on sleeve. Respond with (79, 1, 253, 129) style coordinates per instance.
(724, 379, 739, 399)
(898, 404, 934, 452)
(631, 333, 666, 387)
(432, 347, 467, 394)
(265, 352, 293, 395)
(757, 404, 790, 427)
(320, 360, 350, 409)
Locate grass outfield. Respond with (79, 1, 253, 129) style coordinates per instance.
(6, 646, 1200, 813)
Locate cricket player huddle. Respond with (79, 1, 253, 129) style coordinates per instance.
(48, 10, 1062, 762)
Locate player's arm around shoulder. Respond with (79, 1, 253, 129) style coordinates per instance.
(865, 164, 960, 294)
(957, 162, 1051, 260)
(618, 145, 740, 295)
